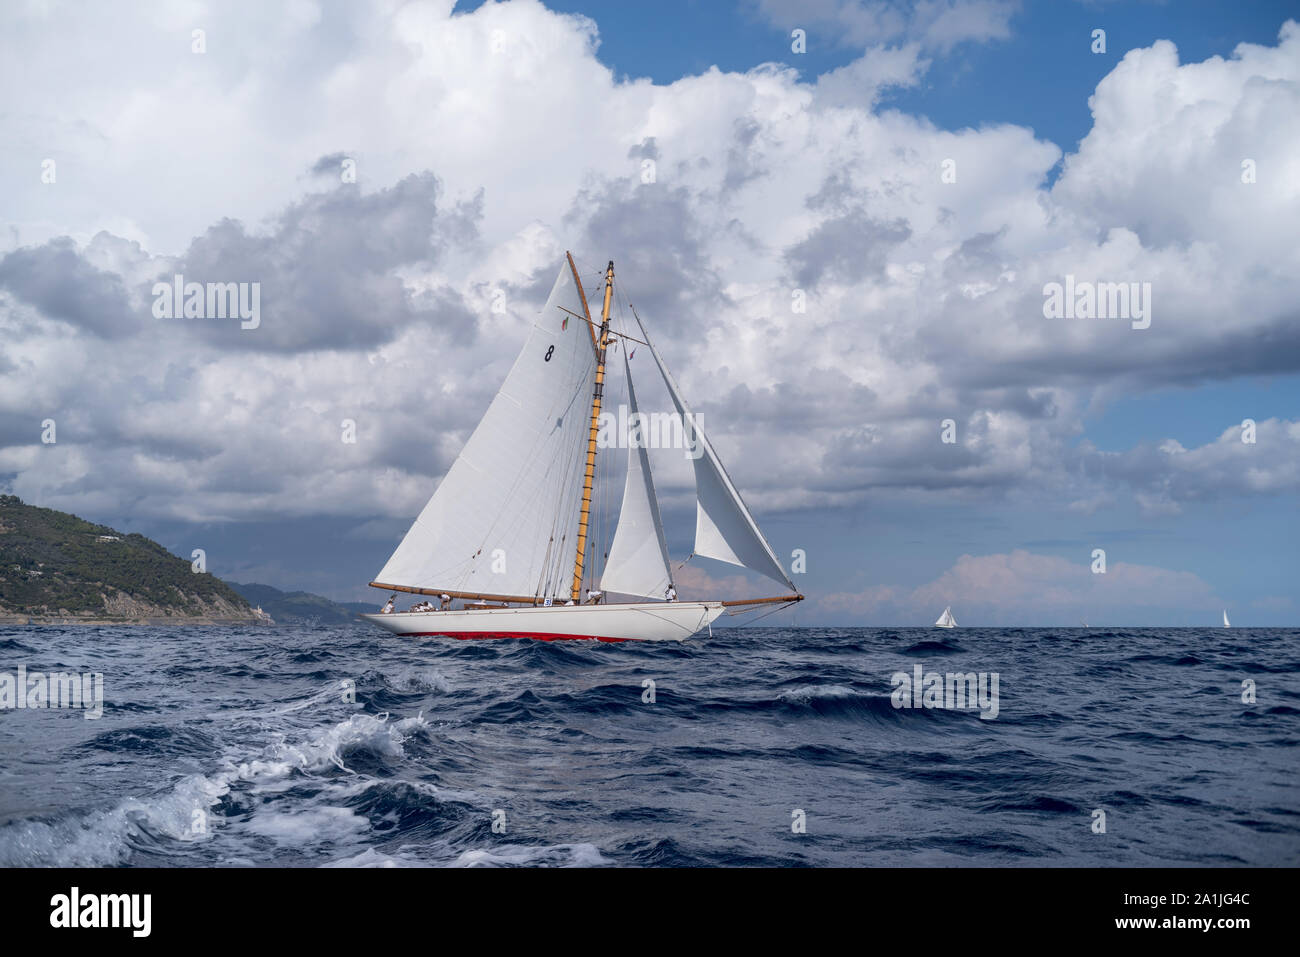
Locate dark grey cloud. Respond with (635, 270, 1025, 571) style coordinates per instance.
(784, 209, 911, 288)
(0, 237, 140, 338)
(713, 370, 880, 434)
(627, 137, 659, 162)
(565, 177, 729, 338)
(723, 117, 765, 193)
(309, 152, 353, 177)
(945, 290, 1300, 394)
(153, 171, 481, 352)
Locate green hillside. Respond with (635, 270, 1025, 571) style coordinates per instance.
(0, 495, 257, 621)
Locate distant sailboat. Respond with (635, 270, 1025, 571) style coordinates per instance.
(935, 606, 956, 629)
(361, 255, 803, 643)
(1223, 609, 1231, 628)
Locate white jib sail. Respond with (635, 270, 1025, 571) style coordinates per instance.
(600, 348, 673, 600)
(936, 607, 956, 627)
(636, 316, 796, 592)
(375, 263, 596, 597)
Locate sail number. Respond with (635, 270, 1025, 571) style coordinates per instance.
(544, 345, 554, 362)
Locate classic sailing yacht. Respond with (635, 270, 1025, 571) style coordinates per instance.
(1223, 609, 1231, 628)
(362, 255, 802, 642)
(934, 606, 956, 629)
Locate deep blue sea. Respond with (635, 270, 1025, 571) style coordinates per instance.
(1, 624, 1296, 867)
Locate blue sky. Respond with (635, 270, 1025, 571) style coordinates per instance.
(1, 0, 1297, 626)
(486, 0, 1297, 148)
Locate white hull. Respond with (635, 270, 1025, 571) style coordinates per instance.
(362, 600, 726, 643)
(935, 622, 955, 629)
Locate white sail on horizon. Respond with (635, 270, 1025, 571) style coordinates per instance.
(374, 264, 596, 597)
(1223, 609, 1231, 628)
(635, 315, 796, 592)
(600, 348, 675, 600)
(935, 606, 956, 628)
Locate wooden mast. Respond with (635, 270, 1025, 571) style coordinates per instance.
(571, 260, 614, 602)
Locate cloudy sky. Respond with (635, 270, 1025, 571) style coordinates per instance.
(1, 0, 1296, 626)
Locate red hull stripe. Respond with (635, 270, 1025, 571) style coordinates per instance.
(405, 630, 631, 643)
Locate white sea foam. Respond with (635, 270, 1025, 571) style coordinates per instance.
(323, 847, 409, 868)
(448, 843, 611, 868)
(0, 771, 228, 867)
(776, 684, 862, 704)
(0, 710, 430, 866)
(383, 667, 453, 694)
(244, 806, 369, 843)
(322, 842, 611, 868)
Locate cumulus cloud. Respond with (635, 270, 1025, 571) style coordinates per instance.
(0, 2, 1296, 589)
(1071, 418, 1300, 514)
(0, 238, 140, 339)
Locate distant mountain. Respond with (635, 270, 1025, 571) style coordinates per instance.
(0, 495, 261, 624)
(226, 582, 369, 625)
(340, 599, 380, 616)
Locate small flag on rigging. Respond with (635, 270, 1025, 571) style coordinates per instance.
(561, 316, 568, 330)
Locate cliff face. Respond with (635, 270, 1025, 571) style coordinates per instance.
(95, 589, 261, 622)
(0, 495, 263, 624)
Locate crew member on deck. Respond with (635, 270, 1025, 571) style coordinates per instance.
(585, 590, 603, 605)
(665, 584, 677, 602)
(439, 594, 452, 611)
(381, 596, 395, 614)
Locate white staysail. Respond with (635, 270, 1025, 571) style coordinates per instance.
(600, 349, 674, 600)
(935, 606, 956, 628)
(1223, 609, 1230, 628)
(636, 316, 795, 591)
(374, 264, 596, 598)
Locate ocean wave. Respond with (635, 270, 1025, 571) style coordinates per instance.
(0, 707, 430, 866)
(322, 842, 610, 868)
(4, 622, 1298, 867)
(902, 639, 968, 655)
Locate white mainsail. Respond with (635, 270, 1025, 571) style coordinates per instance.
(636, 316, 795, 591)
(935, 606, 956, 628)
(600, 349, 674, 599)
(1223, 609, 1231, 628)
(374, 264, 596, 598)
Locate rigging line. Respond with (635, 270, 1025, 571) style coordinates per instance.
(627, 606, 696, 636)
(610, 280, 637, 347)
(547, 381, 592, 597)
(726, 600, 800, 625)
(547, 382, 587, 585)
(555, 306, 649, 346)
